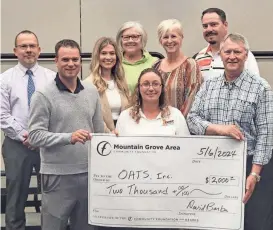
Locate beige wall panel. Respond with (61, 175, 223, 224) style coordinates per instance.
(1, 0, 81, 53)
(257, 59, 273, 87)
(82, 60, 91, 79)
(81, 0, 273, 56)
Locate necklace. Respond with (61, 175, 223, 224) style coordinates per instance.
(107, 80, 115, 90)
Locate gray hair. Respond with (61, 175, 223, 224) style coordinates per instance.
(157, 19, 183, 42)
(116, 21, 148, 51)
(220, 33, 250, 52)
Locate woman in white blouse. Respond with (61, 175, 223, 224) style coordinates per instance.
(114, 68, 190, 230)
(85, 37, 130, 133)
(116, 68, 189, 136)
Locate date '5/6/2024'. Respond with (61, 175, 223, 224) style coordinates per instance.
(197, 146, 237, 159)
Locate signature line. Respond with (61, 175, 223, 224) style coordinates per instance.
(190, 189, 222, 196)
(94, 208, 171, 212)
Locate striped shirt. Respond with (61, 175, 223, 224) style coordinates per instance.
(187, 70, 273, 165)
(195, 45, 260, 82)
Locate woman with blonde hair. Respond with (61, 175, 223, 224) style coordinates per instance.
(85, 37, 130, 133)
(153, 19, 202, 117)
(116, 21, 158, 94)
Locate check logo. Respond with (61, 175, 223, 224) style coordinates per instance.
(97, 141, 112, 156)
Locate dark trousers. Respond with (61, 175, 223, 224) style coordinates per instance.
(2, 136, 40, 230)
(245, 155, 273, 230)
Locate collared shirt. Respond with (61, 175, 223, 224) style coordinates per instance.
(195, 45, 260, 81)
(187, 70, 273, 165)
(1, 62, 56, 141)
(55, 73, 84, 94)
(116, 106, 190, 136)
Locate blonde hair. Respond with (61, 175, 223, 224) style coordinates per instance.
(90, 37, 130, 98)
(116, 21, 148, 52)
(130, 68, 170, 124)
(157, 19, 184, 42)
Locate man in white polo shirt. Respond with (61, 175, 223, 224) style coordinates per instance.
(195, 8, 259, 81)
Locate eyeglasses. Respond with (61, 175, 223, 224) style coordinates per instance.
(121, 34, 141, 42)
(16, 44, 39, 50)
(140, 82, 162, 89)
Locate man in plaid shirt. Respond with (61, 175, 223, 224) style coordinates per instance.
(187, 33, 273, 230)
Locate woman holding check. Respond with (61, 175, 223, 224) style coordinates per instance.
(113, 68, 190, 230)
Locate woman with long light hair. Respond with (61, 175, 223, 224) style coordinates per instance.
(85, 37, 130, 133)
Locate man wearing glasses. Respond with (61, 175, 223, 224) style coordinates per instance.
(1, 30, 55, 230)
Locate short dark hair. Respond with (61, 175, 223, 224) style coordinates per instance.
(55, 39, 81, 57)
(201, 8, 227, 22)
(14, 30, 39, 46)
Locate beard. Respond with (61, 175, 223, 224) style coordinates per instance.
(205, 32, 218, 45)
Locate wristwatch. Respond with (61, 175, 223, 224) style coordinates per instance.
(250, 172, 261, 182)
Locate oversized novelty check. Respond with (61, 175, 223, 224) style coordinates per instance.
(88, 135, 246, 230)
